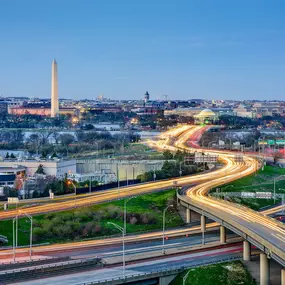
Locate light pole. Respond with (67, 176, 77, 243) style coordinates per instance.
(12, 217, 16, 263)
(183, 269, 191, 285)
(89, 176, 92, 194)
(107, 222, 125, 278)
(274, 175, 285, 204)
(93, 141, 99, 158)
(124, 196, 137, 235)
(67, 180, 77, 205)
(278, 189, 285, 215)
(19, 210, 33, 261)
(162, 204, 173, 254)
(179, 162, 182, 177)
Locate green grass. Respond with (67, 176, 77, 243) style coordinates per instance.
(170, 261, 256, 285)
(0, 189, 183, 246)
(218, 166, 285, 210)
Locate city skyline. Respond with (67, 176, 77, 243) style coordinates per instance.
(0, 0, 284, 101)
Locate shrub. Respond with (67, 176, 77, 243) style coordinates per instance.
(130, 216, 138, 225)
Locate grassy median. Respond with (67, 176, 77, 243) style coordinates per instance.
(218, 166, 285, 210)
(170, 261, 256, 285)
(0, 188, 183, 246)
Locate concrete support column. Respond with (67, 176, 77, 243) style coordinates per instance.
(281, 269, 285, 285)
(260, 253, 270, 285)
(243, 241, 251, 261)
(201, 215, 206, 232)
(186, 208, 191, 223)
(220, 226, 226, 243)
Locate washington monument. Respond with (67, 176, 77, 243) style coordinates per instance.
(51, 59, 59, 117)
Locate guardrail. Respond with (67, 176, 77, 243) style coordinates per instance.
(0, 257, 103, 283)
(77, 256, 243, 285)
(178, 192, 285, 267)
(0, 256, 71, 271)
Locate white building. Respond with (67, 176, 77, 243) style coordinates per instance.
(68, 171, 117, 184)
(0, 159, 76, 177)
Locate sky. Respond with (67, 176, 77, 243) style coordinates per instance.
(0, 0, 285, 101)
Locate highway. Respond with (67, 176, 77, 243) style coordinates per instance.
(0, 126, 231, 220)
(11, 244, 245, 285)
(171, 126, 285, 266)
(0, 124, 283, 262)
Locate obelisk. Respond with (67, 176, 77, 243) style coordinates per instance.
(51, 59, 59, 117)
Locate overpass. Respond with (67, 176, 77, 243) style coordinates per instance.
(165, 126, 285, 285)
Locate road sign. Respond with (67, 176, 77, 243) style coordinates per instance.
(241, 192, 255, 198)
(256, 192, 272, 199)
(8, 197, 19, 204)
(276, 140, 285, 145)
(267, 140, 275, 145)
(194, 153, 218, 163)
(258, 140, 267, 145)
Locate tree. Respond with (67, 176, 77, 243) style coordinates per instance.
(59, 134, 75, 156)
(35, 164, 45, 175)
(10, 153, 16, 159)
(272, 151, 283, 164)
(27, 133, 41, 155)
(5, 152, 9, 159)
(163, 149, 173, 160)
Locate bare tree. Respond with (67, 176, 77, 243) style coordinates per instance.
(272, 150, 283, 164)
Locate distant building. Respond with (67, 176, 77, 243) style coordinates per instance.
(0, 159, 76, 177)
(68, 171, 117, 184)
(144, 91, 150, 103)
(252, 102, 285, 117)
(0, 166, 26, 189)
(194, 109, 218, 124)
(233, 104, 256, 118)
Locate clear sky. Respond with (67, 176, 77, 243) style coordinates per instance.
(0, 0, 284, 101)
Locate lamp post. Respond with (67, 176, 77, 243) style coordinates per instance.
(19, 210, 33, 261)
(107, 222, 125, 278)
(183, 269, 191, 285)
(278, 189, 285, 215)
(93, 141, 99, 158)
(67, 180, 77, 205)
(162, 204, 173, 254)
(274, 175, 285, 204)
(124, 196, 137, 235)
(89, 176, 92, 194)
(12, 217, 16, 263)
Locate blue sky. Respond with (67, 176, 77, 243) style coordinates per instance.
(0, 0, 284, 101)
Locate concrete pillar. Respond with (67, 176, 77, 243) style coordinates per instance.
(201, 215, 206, 232)
(243, 241, 251, 261)
(186, 208, 191, 223)
(220, 226, 226, 243)
(281, 269, 285, 285)
(260, 253, 270, 285)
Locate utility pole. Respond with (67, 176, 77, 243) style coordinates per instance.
(162, 205, 173, 254)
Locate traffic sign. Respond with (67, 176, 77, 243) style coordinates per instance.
(276, 140, 285, 145)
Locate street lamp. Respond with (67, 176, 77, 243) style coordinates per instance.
(274, 175, 285, 203)
(278, 189, 285, 215)
(67, 180, 77, 205)
(12, 217, 16, 263)
(183, 269, 191, 285)
(107, 222, 125, 278)
(124, 196, 137, 235)
(93, 141, 99, 158)
(19, 210, 33, 261)
(162, 204, 173, 254)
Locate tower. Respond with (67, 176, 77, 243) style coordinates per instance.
(51, 59, 59, 117)
(144, 91, 150, 103)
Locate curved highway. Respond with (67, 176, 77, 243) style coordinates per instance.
(173, 126, 285, 267)
(0, 125, 284, 265)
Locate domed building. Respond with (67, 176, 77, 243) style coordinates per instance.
(194, 108, 217, 124)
